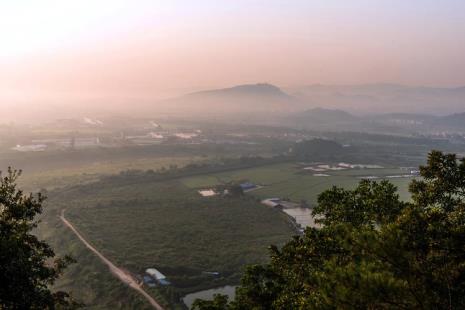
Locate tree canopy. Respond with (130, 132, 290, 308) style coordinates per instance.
(193, 150, 465, 309)
(0, 168, 77, 309)
(291, 139, 346, 161)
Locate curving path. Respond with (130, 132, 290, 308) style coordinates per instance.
(60, 210, 164, 310)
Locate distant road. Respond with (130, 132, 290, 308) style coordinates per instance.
(60, 210, 164, 310)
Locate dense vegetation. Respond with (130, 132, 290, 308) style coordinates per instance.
(291, 139, 346, 161)
(100, 155, 280, 185)
(44, 175, 295, 308)
(36, 145, 416, 308)
(194, 151, 465, 309)
(0, 169, 77, 309)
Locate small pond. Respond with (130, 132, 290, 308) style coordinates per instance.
(183, 285, 236, 309)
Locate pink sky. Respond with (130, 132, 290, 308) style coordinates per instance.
(1, 0, 465, 106)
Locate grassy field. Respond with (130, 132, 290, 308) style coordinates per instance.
(4, 141, 281, 192)
(18, 156, 203, 191)
(32, 158, 417, 309)
(38, 206, 155, 309)
(43, 177, 295, 308)
(181, 162, 414, 203)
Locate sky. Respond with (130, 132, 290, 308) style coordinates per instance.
(1, 0, 465, 105)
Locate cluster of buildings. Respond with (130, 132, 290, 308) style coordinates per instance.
(260, 198, 300, 209)
(12, 137, 101, 152)
(198, 182, 260, 197)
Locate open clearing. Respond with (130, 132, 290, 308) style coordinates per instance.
(181, 162, 414, 203)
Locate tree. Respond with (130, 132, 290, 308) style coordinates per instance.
(215, 182, 244, 198)
(227, 184, 245, 197)
(0, 168, 78, 309)
(192, 294, 229, 310)
(291, 139, 345, 161)
(193, 151, 465, 309)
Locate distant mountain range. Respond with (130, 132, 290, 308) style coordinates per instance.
(130, 83, 465, 132)
(287, 83, 465, 115)
(286, 108, 465, 133)
(151, 83, 297, 120)
(158, 82, 465, 115)
(7, 82, 464, 128)
(188, 83, 293, 100)
(289, 107, 359, 124)
(141, 82, 465, 129)
(437, 112, 465, 128)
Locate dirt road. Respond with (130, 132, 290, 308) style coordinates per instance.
(60, 210, 165, 310)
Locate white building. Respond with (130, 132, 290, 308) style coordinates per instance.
(146, 268, 166, 280)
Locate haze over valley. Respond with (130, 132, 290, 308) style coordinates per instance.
(1, 1, 465, 309)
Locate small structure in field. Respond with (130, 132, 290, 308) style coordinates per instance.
(240, 182, 257, 191)
(261, 198, 282, 208)
(143, 275, 157, 287)
(146, 268, 171, 286)
(198, 189, 217, 197)
(12, 144, 47, 152)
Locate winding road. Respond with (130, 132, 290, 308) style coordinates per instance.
(60, 210, 165, 310)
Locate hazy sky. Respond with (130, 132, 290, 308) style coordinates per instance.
(1, 0, 465, 103)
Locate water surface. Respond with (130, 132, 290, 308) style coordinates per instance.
(183, 285, 236, 309)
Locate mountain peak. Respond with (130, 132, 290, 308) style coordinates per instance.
(190, 83, 292, 99)
(229, 83, 283, 92)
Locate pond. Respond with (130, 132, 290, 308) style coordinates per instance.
(182, 285, 236, 309)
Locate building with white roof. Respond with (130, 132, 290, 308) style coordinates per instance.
(145, 268, 166, 280)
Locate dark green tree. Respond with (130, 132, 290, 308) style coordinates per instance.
(193, 151, 465, 309)
(0, 168, 78, 309)
(227, 184, 245, 197)
(215, 182, 244, 197)
(291, 138, 345, 161)
(192, 294, 229, 310)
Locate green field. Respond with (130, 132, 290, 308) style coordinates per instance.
(33, 158, 417, 308)
(44, 177, 295, 308)
(17, 156, 206, 192)
(181, 162, 414, 203)
(1, 140, 280, 192)
(4, 117, 462, 309)
(38, 205, 155, 309)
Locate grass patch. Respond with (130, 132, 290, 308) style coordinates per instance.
(181, 163, 414, 203)
(46, 179, 295, 307)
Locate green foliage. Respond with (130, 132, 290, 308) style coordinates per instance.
(409, 150, 465, 210)
(315, 179, 405, 227)
(192, 294, 230, 310)
(215, 182, 245, 197)
(103, 156, 273, 185)
(195, 151, 465, 309)
(45, 176, 294, 307)
(291, 139, 345, 161)
(0, 168, 78, 309)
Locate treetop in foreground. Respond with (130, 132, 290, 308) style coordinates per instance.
(0, 168, 78, 309)
(194, 150, 465, 309)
